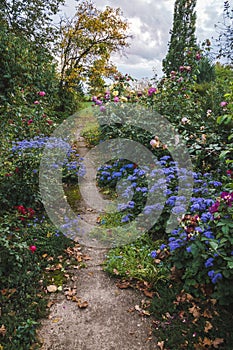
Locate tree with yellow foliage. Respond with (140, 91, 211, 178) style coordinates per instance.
(59, 0, 130, 100)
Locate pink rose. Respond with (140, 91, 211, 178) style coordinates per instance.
(34, 100, 40, 105)
(38, 91, 46, 96)
(29, 245, 37, 253)
(114, 96, 119, 102)
(148, 87, 157, 96)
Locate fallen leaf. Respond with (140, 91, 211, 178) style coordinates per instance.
(203, 337, 212, 347)
(189, 304, 201, 318)
(154, 259, 161, 264)
(82, 255, 91, 261)
(212, 338, 224, 348)
(116, 280, 130, 289)
(47, 301, 55, 308)
(142, 310, 151, 316)
(203, 309, 213, 318)
(47, 285, 58, 293)
(52, 318, 61, 323)
(204, 321, 213, 333)
(157, 340, 165, 350)
(0, 325, 6, 336)
(143, 290, 154, 298)
(64, 287, 77, 299)
(135, 305, 141, 312)
(77, 299, 88, 309)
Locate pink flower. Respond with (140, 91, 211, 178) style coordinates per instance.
(220, 101, 228, 107)
(27, 119, 33, 125)
(46, 120, 53, 125)
(148, 87, 157, 96)
(38, 91, 46, 96)
(150, 139, 159, 148)
(179, 66, 185, 72)
(196, 53, 201, 60)
(114, 96, 119, 102)
(34, 100, 40, 105)
(29, 245, 37, 253)
(226, 170, 233, 178)
(177, 77, 184, 83)
(220, 191, 233, 206)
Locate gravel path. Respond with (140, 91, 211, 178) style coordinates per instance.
(38, 110, 158, 350)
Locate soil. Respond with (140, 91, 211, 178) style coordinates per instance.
(38, 108, 158, 350)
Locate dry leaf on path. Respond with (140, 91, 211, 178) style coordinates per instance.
(157, 340, 165, 350)
(143, 290, 154, 298)
(47, 285, 58, 293)
(52, 318, 61, 323)
(47, 301, 55, 308)
(116, 280, 130, 289)
(77, 299, 88, 309)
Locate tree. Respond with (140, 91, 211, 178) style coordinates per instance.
(215, 1, 233, 65)
(0, 0, 65, 48)
(59, 0, 130, 96)
(162, 0, 198, 76)
(0, 1, 63, 106)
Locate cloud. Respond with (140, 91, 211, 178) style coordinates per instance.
(62, 0, 230, 79)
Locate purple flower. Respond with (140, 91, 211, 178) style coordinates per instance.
(95, 99, 103, 106)
(148, 87, 157, 96)
(205, 257, 214, 268)
(209, 201, 220, 214)
(212, 273, 222, 284)
(150, 250, 157, 258)
(100, 105, 106, 112)
(200, 212, 214, 223)
(203, 231, 215, 239)
(208, 270, 223, 284)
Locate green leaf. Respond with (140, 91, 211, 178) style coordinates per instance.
(209, 241, 219, 251)
(227, 261, 233, 269)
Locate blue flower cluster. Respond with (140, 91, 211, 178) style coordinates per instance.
(208, 270, 223, 284)
(11, 136, 85, 178)
(97, 156, 222, 224)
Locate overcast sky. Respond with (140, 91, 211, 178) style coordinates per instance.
(60, 0, 232, 79)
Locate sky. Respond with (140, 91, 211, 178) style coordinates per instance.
(60, 0, 232, 80)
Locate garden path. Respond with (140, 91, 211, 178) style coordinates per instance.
(38, 108, 158, 350)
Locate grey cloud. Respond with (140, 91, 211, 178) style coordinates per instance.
(63, 0, 231, 78)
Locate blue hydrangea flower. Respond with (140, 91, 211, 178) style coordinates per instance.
(150, 250, 157, 258)
(205, 257, 214, 268)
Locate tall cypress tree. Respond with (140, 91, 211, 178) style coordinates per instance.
(163, 0, 198, 75)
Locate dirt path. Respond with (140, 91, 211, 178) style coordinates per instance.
(38, 108, 158, 350)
